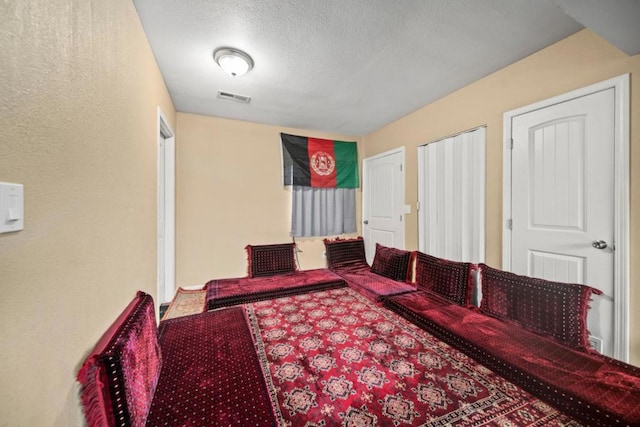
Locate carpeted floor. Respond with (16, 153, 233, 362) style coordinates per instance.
(161, 287, 206, 321)
(246, 288, 579, 426)
(148, 307, 277, 425)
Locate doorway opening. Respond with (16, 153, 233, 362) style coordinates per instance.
(157, 107, 175, 305)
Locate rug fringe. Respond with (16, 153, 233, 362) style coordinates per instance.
(77, 358, 111, 427)
(161, 287, 207, 321)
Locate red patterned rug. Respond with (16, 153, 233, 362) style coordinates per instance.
(246, 288, 579, 426)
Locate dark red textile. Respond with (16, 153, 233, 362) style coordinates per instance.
(385, 291, 640, 426)
(77, 291, 162, 427)
(323, 236, 368, 270)
(246, 243, 297, 278)
(205, 268, 346, 310)
(334, 264, 416, 301)
(370, 243, 412, 282)
(323, 237, 416, 301)
(146, 308, 277, 426)
(248, 288, 577, 425)
(479, 263, 601, 349)
(414, 252, 474, 306)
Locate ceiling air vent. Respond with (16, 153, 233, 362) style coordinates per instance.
(217, 91, 251, 104)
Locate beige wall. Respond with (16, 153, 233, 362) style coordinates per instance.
(175, 113, 362, 285)
(0, 1, 175, 425)
(363, 29, 640, 364)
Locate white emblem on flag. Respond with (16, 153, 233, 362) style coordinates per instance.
(311, 151, 335, 176)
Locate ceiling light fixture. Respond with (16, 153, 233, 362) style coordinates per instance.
(213, 47, 254, 77)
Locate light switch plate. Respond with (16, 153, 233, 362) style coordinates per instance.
(0, 182, 24, 233)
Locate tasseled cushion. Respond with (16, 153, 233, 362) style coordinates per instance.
(370, 243, 413, 282)
(414, 252, 474, 306)
(323, 236, 368, 270)
(246, 243, 297, 278)
(478, 263, 601, 349)
(77, 291, 162, 427)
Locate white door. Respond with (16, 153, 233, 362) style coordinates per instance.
(157, 108, 175, 305)
(510, 88, 615, 356)
(158, 134, 166, 301)
(362, 148, 404, 264)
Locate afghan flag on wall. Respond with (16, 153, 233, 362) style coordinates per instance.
(281, 133, 359, 188)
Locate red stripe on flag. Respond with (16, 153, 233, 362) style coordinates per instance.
(307, 138, 337, 187)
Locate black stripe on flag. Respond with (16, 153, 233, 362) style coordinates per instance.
(282, 133, 311, 186)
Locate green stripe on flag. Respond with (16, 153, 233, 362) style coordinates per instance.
(333, 141, 359, 188)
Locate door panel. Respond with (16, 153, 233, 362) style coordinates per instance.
(511, 88, 614, 356)
(370, 163, 395, 220)
(529, 117, 585, 230)
(369, 230, 394, 249)
(528, 250, 584, 284)
(363, 150, 404, 264)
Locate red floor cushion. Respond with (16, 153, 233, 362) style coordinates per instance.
(385, 290, 640, 426)
(77, 292, 162, 427)
(479, 263, 601, 350)
(414, 252, 474, 306)
(334, 265, 416, 301)
(324, 237, 416, 301)
(323, 236, 368, 269)
(78, 292, 278, 426)
(205, 268, 346, 310)
(246, 242, 297, 277)
(146, 308, 276, 425)
(370, 243, 413, 282)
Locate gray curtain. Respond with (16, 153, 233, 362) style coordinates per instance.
(291, 186, 356, 237)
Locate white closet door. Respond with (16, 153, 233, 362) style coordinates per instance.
(418, 127, 486, 263)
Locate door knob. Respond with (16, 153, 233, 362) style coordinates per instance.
(592, 240, 608, 250)
(363, 220, 369, 225)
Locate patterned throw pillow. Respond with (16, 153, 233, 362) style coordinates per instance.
(478, 263, 602, 349)
(323, 237, 368, 270)
(370, 243, 412, 282)
(414, 252, 474, 306)
(246, 243, 297, 278)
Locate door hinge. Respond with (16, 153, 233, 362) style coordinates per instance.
(400, 215, 403, 222)
(400, 164, 403, 172)
(509, 138, 514, 149)
(416, 200, 421, 211)
(507, 219, 512, 230)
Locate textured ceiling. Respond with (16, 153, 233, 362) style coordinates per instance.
(555, 0, 640, 56)
(132, 0, 631, 136)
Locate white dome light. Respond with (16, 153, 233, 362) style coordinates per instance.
(213, 47, 254, 77)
